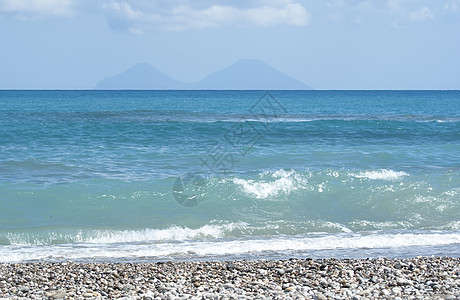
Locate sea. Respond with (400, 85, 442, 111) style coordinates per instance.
(0, 90, 459, 263)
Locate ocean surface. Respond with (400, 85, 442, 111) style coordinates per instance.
(0, 90, 459, 263)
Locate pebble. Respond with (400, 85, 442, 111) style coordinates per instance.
(316, 292, 327, 300)
(257, 268, 267, 275)
(83, 292, 94, 297)
(276, 268, 286, 275)
(0, 257, 458, 299)
(17, 286, 29, 293)
(284, 286, 296, 292)
(47, 290, 66, 299)
(222, 283, 235, 289)
(396, 277, 413, 286)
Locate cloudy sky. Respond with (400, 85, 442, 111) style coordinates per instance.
(0, 0, 459, 89)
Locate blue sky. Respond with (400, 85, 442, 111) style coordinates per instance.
(0, 0, 459, 89)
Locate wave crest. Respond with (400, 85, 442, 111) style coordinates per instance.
(351, 169, 409, 180)
(232, 169, 307, 199)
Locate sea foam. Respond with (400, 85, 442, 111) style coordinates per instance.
(351, 169, 409, 180)
(1, 231, 459, 263)
(232, 169, 307, 199)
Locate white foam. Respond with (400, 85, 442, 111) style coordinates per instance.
(217, 118, 314, 123)
(322, 221, 353, 233)
(351, 169, 409, 181)
(87, 225, 226, 244)
(2, 223, 247, 246)
(439, 221, 460, 230)
(232, 169, 306, 199)
(1, 231, 459, 263)
(443, 188, 460, 197)
(349, 220, 413, 230)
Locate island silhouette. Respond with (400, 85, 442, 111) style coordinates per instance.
(95, 59, 311, 90)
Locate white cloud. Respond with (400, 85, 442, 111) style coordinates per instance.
(0, 0, 75, 19)
(326, 0, 397, 11)
(408, 6, 434, 21)
(103, 0, 311, 33)
(325, 0, 437, 26)
(444, 0, 460, 12)
(387, 0, 404, 13)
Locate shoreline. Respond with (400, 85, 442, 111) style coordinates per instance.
(0, 257, 459, 299)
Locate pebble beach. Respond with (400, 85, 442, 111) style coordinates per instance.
(0, 257, 459, 299)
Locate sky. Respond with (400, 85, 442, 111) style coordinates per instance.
(0, 0, 459, 90)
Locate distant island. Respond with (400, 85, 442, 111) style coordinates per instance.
(95, 59, 311, 90)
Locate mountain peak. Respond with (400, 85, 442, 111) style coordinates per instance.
(129, 62, 157, 71)
(95, 60, 311, 90)
(233, 58, 266, 65)
(195, 59, 310, 90)
(95, 63, 185, 90)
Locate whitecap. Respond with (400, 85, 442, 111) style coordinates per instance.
(351, 169, 409, 180)
(233, 169, 307, 199)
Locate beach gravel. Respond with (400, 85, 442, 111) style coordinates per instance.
(0, 257, 459, 299)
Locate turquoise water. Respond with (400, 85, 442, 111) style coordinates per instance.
(0, 90, 459, 262)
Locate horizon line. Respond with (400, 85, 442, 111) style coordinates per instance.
(1, 89, 460, 91)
